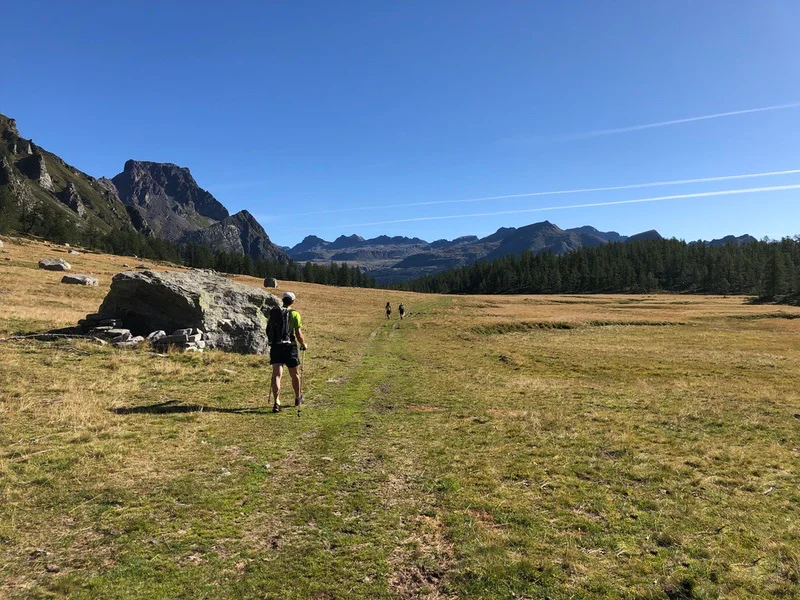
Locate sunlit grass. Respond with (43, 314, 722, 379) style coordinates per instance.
(1, 237, 799, 598)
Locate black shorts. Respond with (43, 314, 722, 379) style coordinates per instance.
(270, 343, 299, 367)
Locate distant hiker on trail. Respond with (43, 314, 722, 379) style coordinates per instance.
(399, 303, 405, 320)
(385, 302, 392, 319)
(267, 291, 307, 413)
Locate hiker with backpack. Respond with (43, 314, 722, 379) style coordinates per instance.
(398, 303, 405, 320)
(385, 302, 392, 319)
(267, 291, 307, 413)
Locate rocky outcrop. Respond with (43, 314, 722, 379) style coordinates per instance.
(264, 277, 279, 288)
(96, 270, 281, 353)
(181, 210, 288, 262)
(58, 182, 86, 217)
(111, 160, 229, 242)
(39, 258, 72, 271)
(16, 153, 54, 192)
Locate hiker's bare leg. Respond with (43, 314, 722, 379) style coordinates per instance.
(288, 365, 301, 398)
(272, 364, 283, 405)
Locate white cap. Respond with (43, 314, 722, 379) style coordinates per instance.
(282, 291, 296, 302)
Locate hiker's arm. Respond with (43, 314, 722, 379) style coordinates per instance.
(296, 327, 307, 350)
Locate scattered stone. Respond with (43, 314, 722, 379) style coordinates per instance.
(136, 264, 150, 269)
(264, 277, 279, 288)
(61, 274, 98, 286)
(45, 563, 60, 573)
(222, 368, 238, 375)
(146, 330, 166, 342)
(106, 328, 131, 338)
(88, 326, 114, 335)
(263, 463, 271, 470)
(221, 469, 232, 477)
(173, 328, 193, 336)
(68, 250, 81, 255)
(30, 548, 50, 558)
(186, 333, 203, 342)
(38, 258, 72, 271)
(3, 257, 11, 261)
(122, 263, 130, 268)
(112, 331, 132, 343)
(91, 337, 108, 346)
(0, 240, 4, 248)
(321, 456, 334, 462)
(157, 333, 190, 345)
(97, 270, 280, 353)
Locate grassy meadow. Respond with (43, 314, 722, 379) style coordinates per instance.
(1, 237, 799, 599)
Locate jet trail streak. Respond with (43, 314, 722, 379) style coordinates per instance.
(316, 183, 800, 229)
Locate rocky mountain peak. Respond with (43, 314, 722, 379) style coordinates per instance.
(112, 160, 229, 241)
(0, 114, 20, 138)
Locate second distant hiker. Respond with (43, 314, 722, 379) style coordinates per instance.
(399, 303, 405, 320)
(385, 301, 392, 319)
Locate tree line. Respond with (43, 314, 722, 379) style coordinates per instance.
(0, 199, 376, 288)
(393, 237, 800, 304)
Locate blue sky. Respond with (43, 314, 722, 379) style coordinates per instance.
(3, 1, 800, 247)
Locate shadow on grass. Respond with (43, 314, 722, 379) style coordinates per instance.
(112, 399, 270, 415)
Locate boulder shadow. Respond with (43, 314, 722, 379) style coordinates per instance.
(112, 399, 269, 415)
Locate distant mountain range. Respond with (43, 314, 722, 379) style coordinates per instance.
(0, 114, 287, 263)
(1, 112, 758, 281)
(285, 224, 756, 283)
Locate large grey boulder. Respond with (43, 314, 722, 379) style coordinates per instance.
(39, 258, 72, 271)
(264, 277, 278, 288)
(97, 270, 280, 353)
(61, 274, 98, 286)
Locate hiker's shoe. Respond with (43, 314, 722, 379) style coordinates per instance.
(295, 395, 304, 407)
(272, 403, 282, 413)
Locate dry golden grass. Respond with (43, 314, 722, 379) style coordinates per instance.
(1, 236, 799, 598)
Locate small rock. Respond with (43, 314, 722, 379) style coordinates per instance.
(112, 331, 132, 343)
(3, 257, 11, 261)
(136, 264, 150, 269)
(30, 548, 50, 558)
(263, 463, 271, 469)
(222, 368, 238, 375)
(186, 333, 203, 342)
(38, 258, 72, 271)
(184, 347, 204, 353)
(321, 456, 334, 462)
(61, 274, 98, 286)
(156, 333, 190, 345)
(122, 263, 131, 268)
(0, 240, 3, 248)
(91, 337, 108, 346)
(146, 330, 166, 342)
(192, 328, 204, 336)
(264, 277, 279, 288)
(68, 250, 81, 255)
(106, 328, 131, 338)
(45, 563, 60, 573)
(221, 469, 232, 477)
(173, 328, 193, 336)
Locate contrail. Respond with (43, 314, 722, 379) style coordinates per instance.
(294, 168, 800, 216)
(311, 183, 800, 229)
(558, 102, 800, 142)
